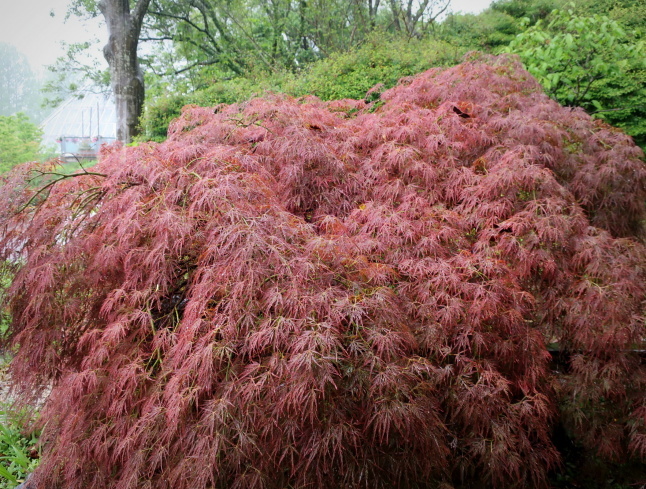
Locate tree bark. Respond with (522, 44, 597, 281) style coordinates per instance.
(99, 0, 151, 143)
(387, 0, 450, 36)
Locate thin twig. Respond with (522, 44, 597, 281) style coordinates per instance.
(19, 168, 107, 213)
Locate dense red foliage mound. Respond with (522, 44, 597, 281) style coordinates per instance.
(1, 54, 645, 489)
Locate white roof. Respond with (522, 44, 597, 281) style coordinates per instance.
(40, 91, 117, 147)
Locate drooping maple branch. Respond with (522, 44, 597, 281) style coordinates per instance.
(19, 167, 107, 213)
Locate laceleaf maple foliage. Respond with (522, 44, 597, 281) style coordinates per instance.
(0, 53, 644, 489)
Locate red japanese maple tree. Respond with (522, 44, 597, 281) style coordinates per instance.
(1, 53, 644, 489)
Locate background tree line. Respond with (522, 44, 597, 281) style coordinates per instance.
(0, 43, 51, 172)
(2, 0, 644, 174)
(110, 0, 642, 149)
(63, 0, 451, 142)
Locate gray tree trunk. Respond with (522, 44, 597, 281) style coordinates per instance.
(99, 0, 151, 143)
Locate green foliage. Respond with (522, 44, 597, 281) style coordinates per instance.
(491, 0, 561, 24)
(42, 41, 110, 109)
(505, 8, 646, 149)
(140, 35, 464, 142)
(0, 408, 39, 489)
(0, 267, 38, 489)
(67, 0, 101, 18)
(572, 0, 646, 38)
(0, 264, 11, 340)
(284, 35, 462, 100)
(140, 0, 451, 83)
(438, 10, 522, 50)
(438, 0, 559, 50)
(0, 114, 44, 174)
(141, 77, 277, 142)
(588, 66, 646, 149)
(0, 44, 44, 122)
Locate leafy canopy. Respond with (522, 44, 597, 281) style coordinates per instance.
(140, 35, 463, 142)
(0, 403, 40, 488)
(505, 8, 646, 148)
(0, 54, 645, 489)
(0, 114, 44, 174)
(0, 43, 44, 121)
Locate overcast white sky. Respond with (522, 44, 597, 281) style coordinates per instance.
(0, 0, 100, 77)
(0, 0, 493, 77)
(449, 0, 493, 15)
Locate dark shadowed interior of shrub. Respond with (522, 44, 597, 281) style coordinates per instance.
(0, 53, 644, 489)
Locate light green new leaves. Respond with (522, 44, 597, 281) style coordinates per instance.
(506, 9, 632, 104)
(0, 407, 40, 489)
(505, 8, 646, 149)
(0, 114, 44, 174)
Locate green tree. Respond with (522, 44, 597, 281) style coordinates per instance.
(59, 0, 458, 144)
(505, 8, 646, 148)
(64, 0, 416, 141)
(0, 43, 43, 121)
(0, 114, 43, 173)
(491, 0, 561, 23)
(67, 0, 151, 143)
(385, 0, 451, 36)
(437, 0, 559, 51)
(139, 34, 463, 142)
(284, 34, 461, 100)
(572, 0, 646, 38)
(140, 0, 427, 87)
(438, 10, 521, 50)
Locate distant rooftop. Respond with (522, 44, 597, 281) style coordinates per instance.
(40, 91, 117, 156)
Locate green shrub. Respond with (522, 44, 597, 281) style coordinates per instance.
(283, 34, 463, 101)
(0, 406, 39, 489)
(0, 114, 43, 174)
(437, 0, 559, 51)
(140, 77, 279, 143)
(140, 34, 464, 142)
(0, 261, 14, 340)
(505, 8, 646, 150)
(0, 268, 38, 489)
(439, 10, 523, 50)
